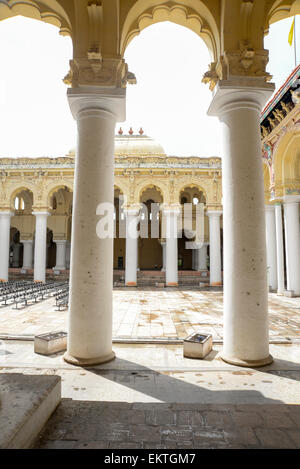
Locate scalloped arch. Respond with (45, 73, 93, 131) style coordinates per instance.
(0, 0, 72, 37)
(266, 0, 300, 31)
(9, 185, 35, 209)
(177, 183, 208, 203)
(121, 0, 219, 61)
(137, 182, 167, 202)
(46, 182, 74, 208)
(273, 123, 300, 185)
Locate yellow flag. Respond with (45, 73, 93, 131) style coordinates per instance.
(288, 17, 295, 46)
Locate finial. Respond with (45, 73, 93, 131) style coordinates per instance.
(129, 127, 134, 135)
(139, 127, 144, 135)
(118, 127, 123, 135)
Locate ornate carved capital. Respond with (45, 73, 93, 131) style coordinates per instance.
(203, 47, 272, 91)
(63, 57, 136, 88)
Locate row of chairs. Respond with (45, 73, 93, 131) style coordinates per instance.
(54, 287, 69, 310)
(0, 280, 69, 309)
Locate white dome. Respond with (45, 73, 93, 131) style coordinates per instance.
(115, 133, 166, 157)
(66, 132, 166, 158)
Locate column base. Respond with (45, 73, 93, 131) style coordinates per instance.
(166, 282, 178, 287)
(126, 282, 137, 287)
(63, 351, 115, 367)
(210, 282, 222, 286)
(220, 352, 273, 368)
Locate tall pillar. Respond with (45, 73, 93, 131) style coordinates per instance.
(207, 211, 222, 285)
(65, 241, 71, 269)
(33, 212, 49, 283)
(21, 240, 33, 270)
(265, 205, 278, 291)
(208, 79, 274, 367)
(0, 212, 12, 282)
(275, 203, 285, 295)
(189, 242, 208, 271)
(12, 243, 21, 268)
(160, 240, 166, 272)
(64, 88, 125, 367)
(198, 244, 208, 271)
(54, 240, 67, 271)
(164, 207, 180, 286)
(125, 208, 139, 286)
(284, 196, 300, 296)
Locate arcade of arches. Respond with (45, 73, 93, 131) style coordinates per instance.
(0, 0, 300, 371)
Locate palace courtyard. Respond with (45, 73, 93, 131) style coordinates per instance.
(0, 287, 299, 341)
(0, 287, 299, 449)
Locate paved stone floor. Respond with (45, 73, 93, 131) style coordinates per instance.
(1, 342, 300, 449)
(0, 287, 299, 341)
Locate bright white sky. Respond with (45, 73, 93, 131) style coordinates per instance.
(0, 15, 299, 158)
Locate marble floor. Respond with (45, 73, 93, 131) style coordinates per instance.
(0, 287, 299, 341)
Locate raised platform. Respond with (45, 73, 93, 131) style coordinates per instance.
(0, 373, 61, 448)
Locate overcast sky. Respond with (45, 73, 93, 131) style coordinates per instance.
(0, 15, 299, 158)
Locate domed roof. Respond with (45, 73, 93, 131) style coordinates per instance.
(66, 128, 166, 158)
(115, 128, 166, 157)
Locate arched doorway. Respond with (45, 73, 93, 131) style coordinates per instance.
(139, 186, 163, 270)
(114, 187, 126, 270)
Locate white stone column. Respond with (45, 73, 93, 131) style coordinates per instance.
(64, 88, 125, 367)
(125, 208, 140, 286)
(207, 211, 222, 286)
(164, 207, 180, 286)
(65, 241, 71, 269)
(161, 241, 166, 272)
(275, 203, 285, 295)
(265, 205, 278, 291)
(284, 196, 300, 296)
(54, 240, 67, 271)
(0, 212, 12, 282)
(20, 240, 33, 270)
(192, 249, 197, 270)
(12, 243, 21, 268)
(33, 212, 49, 283)
(208, 79, 274, 367)
(198, 244, 208, 271)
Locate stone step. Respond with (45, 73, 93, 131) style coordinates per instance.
(0, 373, 61, 449)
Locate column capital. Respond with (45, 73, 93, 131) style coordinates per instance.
(20, 239, 33, 244)
(123, 205, 141, 217)
(0, 211, 13, 217)
(283, 195, 300, 205)
(162, 204, 181, 215)
(68, 87, 126, 122)
(265, 204, 276, 212)
(207, 79, 275, 117)
(53, 239, 68, 244)
(207, 210, 222, 218)
(32, 211, 50, 217)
